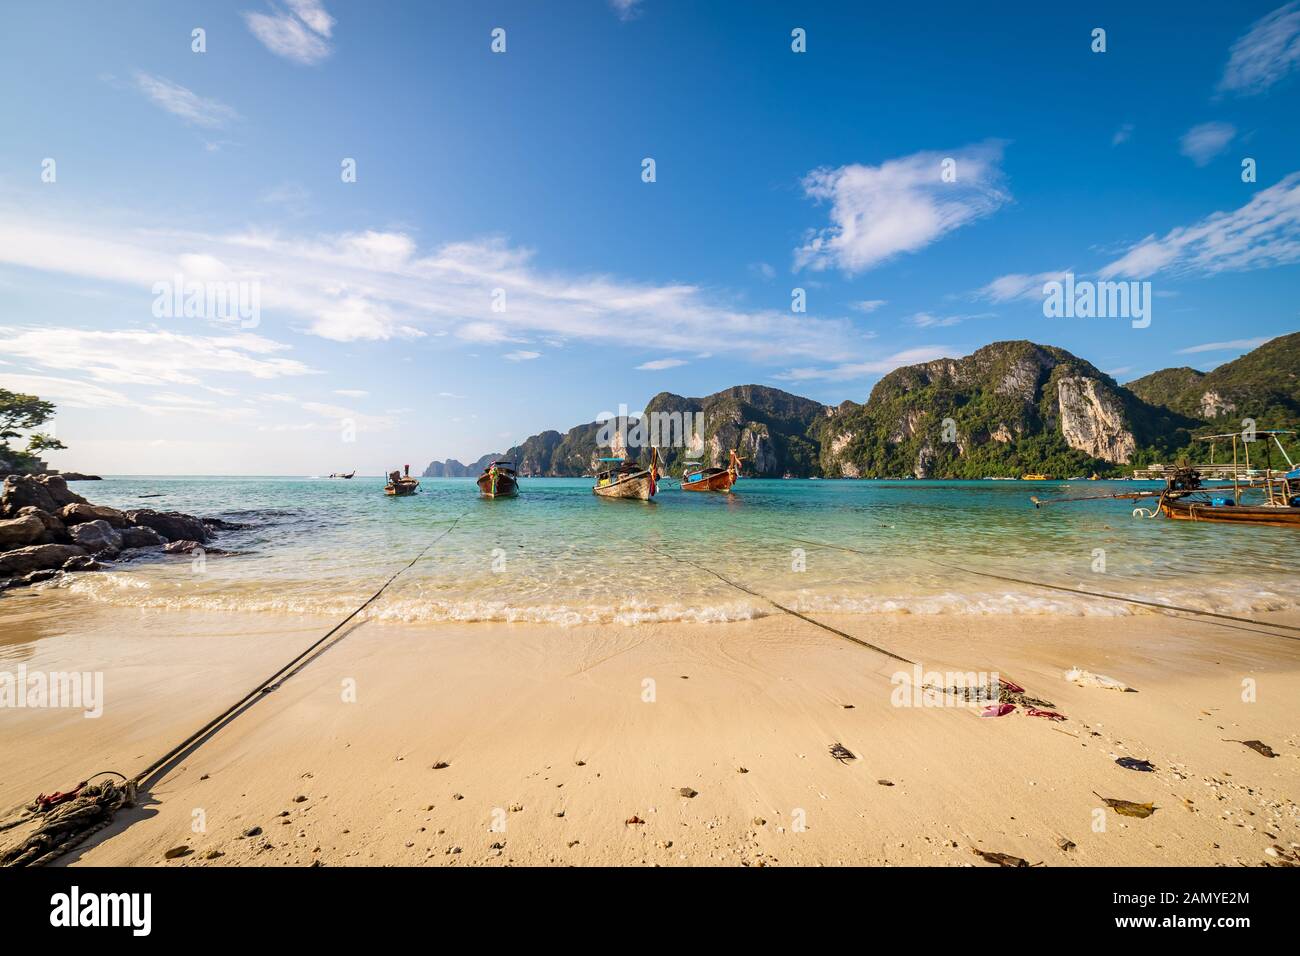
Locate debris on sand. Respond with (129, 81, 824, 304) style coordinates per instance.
(1115, 757, 1155, 772)
(828, 743, 856, 763)
(1055, 837, 1076, 852)
(1224, 739, 1277, 758)
(972, 848, 1029, 867)
(625, 815, 645, 825)
(1065, 667, 1131, 692)
(1094, 793, 1156, 818)
(1027, 708, 1067, 721)
(678, 787, 698, 798)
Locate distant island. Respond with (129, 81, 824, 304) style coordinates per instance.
(426, 334, 1299, 480)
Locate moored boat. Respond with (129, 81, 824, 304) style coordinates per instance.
(592, 449, 659, 500)
(680, 450, 743, 493)
(328, 470, 356, 479)
(477, 460, 519, 498)
(384, 465, 420, 496)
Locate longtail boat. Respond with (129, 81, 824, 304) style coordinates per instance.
(384, 465, 420, 496)
(477, 460, 519, 498)
(592, 448, 659, 500)
(327, 470, 355, 479)
(1032, 430, 1300, 528)
(680, 449, 743, 493)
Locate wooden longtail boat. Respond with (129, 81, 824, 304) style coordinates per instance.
(384, 465, 420, 496)
(1033, 431, 1300, 528)
(592, 448, 659, 500)
(477, 461, 519, 498)
(680, 449, 743, 493)
(327, 470, 355, 479)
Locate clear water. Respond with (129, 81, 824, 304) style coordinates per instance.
(34, 477, 1300, 625)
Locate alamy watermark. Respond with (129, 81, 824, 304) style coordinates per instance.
(1, 665, 103, 718)
(1043, 273, 1150, 329)
(596, 404, 705, 452)
(891, 665, 1001, 708)
(152, 273, 260, 328)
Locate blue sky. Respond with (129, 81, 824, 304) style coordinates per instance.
(1, 0, 1298, 474)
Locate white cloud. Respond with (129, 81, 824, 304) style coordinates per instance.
(636, 358, 687, 370)
(503, 350, 540, 362)
(333, 388, 368, 398)
(1112, 123, 1134, 146)
(1179, 122, 1236, 166)
(610, 0, 644, 21)
(977, 269, 1071, 303)
(0, 210, 864, 364)
(0, 327, 316, 387)
(133, 72, 239, 128)
(795, 142, 1009, 275)
(1175, 337, 1270, 355)
(1100, 172, 1300, 278)
(1219, 2, 1300, 96)
(244, 0, 334, 65)
(774, 346, 958, 383)
(850, 299, 886, 314)
(0, 373, 132, 409)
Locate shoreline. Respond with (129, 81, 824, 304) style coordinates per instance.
(3, 602, 1298, 867)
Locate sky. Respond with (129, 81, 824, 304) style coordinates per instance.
(1, 0, 1298, 475)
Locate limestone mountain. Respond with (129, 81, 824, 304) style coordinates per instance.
(814, 341, 1199, 478)
(422, 453, 502, 478)
(1126, 332, 1299, 427)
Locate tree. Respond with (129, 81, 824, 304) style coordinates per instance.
(0, 389, 64, 473)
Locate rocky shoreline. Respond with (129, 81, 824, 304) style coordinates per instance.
(0, 474, 228, 592)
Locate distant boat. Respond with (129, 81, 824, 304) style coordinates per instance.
(477, 460, 519, 498)
(327, 470, 356, 479)
(680, 450, 743, 493)
(1021, 473, 1051, 481)
(592, 449, 659, 500)
(782, 472, 793, 480)
(385, 465, 420, 496)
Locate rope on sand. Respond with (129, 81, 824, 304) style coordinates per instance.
(780, 534, 1300, 638)
(0, 509, 473, 867)
(645, 544, 915, 664)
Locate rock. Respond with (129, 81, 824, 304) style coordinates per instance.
(242, 826, 262, 838)
(119, 525, 166, 549)
(60, 502, 128, 528)
(163, 539, 204, 554)
(163, 845, 192, 860)
(678, 787, 698, 798)
(35, 474, 87, 508)
(16, 506, 69, 544)
(21, 569, 60, 585)
(1, 476, 59, 517)
(56, 472, 102, 481)
(0, 513, 46, 549)
(125, 509, 207, 543)
(1057, 376, 1137, 464)
(204, 849, 224, 860)
(69, 519, 123, 556)
(62, 555, 105, 573)
(0, 544, 87, 576)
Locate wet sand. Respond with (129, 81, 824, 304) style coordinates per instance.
(2, 596, 1299, 866)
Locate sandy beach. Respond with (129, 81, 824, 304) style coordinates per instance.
(4, 595, 1298, 867)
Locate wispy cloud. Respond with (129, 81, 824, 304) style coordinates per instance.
(133, 72, 239, 128)
(1176, 337, 1270, 354)
(795, 141, 1009, 275)
(1100, 171, 1300, 278)
(976, 269, 1071, 303)
(850, 299, 886, 314)
(909, 311, 993, 329)
(636, 358, 687, 370)
(610, 0, 644, 21)
(774, 346, 958, 383)
(1179, 121, 1236, 166)
(0, 208, 865, 364)
(503, 350, 540, 362)
(333, 388, 368, 398)
(1112, 123, 1134, 146)
(1219, 2, 1300, 96)
(0, 327, 316, 387)
(244, 0, 335, 65)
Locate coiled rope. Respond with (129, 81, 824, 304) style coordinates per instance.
(1, 508, 473, 867)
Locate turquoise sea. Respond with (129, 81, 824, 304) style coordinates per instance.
(29, 476, 1300, 625)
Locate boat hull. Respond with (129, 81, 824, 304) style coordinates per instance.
(592, 471, 656, 500)
(477, 472, 519, 498)
(681, 468, 736, 492)
(1162, 497, 1300, 527)
(385, 481, 420, 496)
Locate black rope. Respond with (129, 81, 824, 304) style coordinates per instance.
(646, 544, 915, 664)
(779, 534, 1300, 638)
